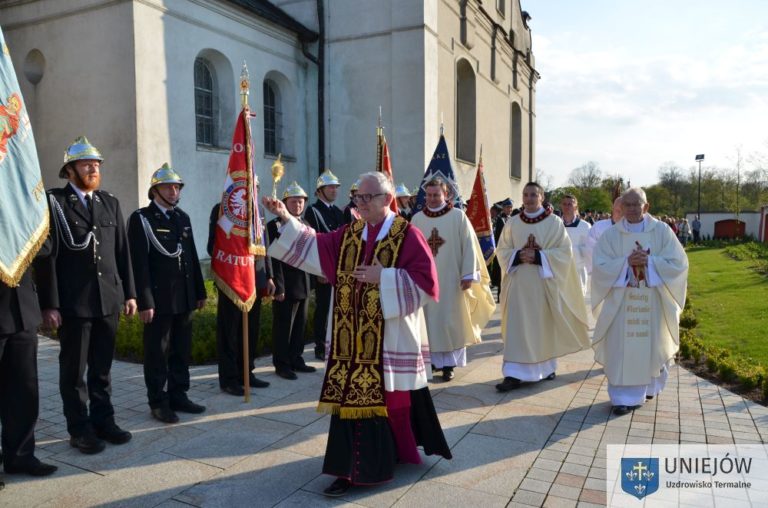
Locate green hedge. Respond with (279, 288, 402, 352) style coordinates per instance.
(115, 280, 316, 365)
(679, 302, 767, 401)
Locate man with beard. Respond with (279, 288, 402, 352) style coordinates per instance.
(127, 164, 207, 423)
(37, 136, 137, 454)
(304, 169, 345, 360)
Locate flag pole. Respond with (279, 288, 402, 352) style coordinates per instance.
(240, 61, 251, 403)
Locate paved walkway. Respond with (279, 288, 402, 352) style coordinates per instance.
(2, 309, 767, 507)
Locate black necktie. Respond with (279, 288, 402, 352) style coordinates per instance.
(85, 194, 93, 214)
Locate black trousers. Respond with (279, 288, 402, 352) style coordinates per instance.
(143, 312, 193, 409)
(58, 315, 119, 437)
(313, 282, 332, 355)
(216, 292, 261, 388)
(0, 330, 38, 468)
(271, 298, 308, 371)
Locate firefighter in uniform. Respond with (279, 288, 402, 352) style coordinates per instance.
(127, 164, 207, 424)
(342, 178, 361, 223)
(1, 238, 58, 479)
(395, 183, 413, 221)
(303, 169, 345, 360)
(37, 136, 137, 455)
(267, 182, 316, 379)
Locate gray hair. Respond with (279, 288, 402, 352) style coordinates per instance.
(358, 171, 394, 196)
(621, 187, 647, 205)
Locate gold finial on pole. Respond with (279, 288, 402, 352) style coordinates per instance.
(240, 61, 250, 108)
(271, 153, 284, 199)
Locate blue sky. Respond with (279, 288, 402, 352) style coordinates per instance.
(522, 0, 768, 187)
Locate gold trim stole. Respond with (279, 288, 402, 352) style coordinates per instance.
(317, 216, 408, 419)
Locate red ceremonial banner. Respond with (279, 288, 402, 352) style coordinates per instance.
(211, 108, 265, 312)
(376, 128, 398, 214)
(466, 155, 496, 263)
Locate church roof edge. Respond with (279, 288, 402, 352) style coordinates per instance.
(224, 0, 318, 41)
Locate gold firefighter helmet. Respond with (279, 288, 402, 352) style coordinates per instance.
(283, 181, 308, 200)
(316, 168, 341, 190)
(60, 136, 104, 178)
(148, 163, 184, 200)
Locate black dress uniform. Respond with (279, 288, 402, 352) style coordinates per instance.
(303, 199, 344, 359)
(207, 203, 271, 392)
(36, 183, 136, 440)
(1, 238, 57, 476)
(127, 202, 206, 413)
(267, 217, 311, 375)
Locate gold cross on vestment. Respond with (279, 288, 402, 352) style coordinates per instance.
(427, 227, 445, 256)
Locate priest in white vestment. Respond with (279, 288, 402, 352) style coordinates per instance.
(411, 178, 495, 381)
(560, 194, 591, 295)
(591, 188, 688, 415)
(496, 182, 591, 391)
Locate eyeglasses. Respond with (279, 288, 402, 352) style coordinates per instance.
(352, 193, 385, 204)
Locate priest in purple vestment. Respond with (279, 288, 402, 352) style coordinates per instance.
(262, 172, 452, 497)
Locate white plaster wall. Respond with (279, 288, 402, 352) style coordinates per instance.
(132, 0, 317, 256)
(684, 212, 761, 238)
(1, 0, 138, 208)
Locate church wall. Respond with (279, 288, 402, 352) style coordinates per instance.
(131, 0, 317, 256)
(322, 0, 430, 194)
(1, 0, 139, 209)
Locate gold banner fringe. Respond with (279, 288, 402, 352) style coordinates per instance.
(249, 244, 265, 256)
(212, 273, 256, 313)
(0, 213, 49, 288)
(316, 402, 388, 419)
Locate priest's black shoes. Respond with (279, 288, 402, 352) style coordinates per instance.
(442, 366, 455, 381)
(171, 399, 206, 414)
(495, 376, 521, 392)
(248, 374, 270, 388)
(95, 422, 132, 444)
(222, 384, 245, 396)
(70, 433, 106, 454)
(4, 458, 58, 476)
(323, 478, 351, 497)
(276, 369, 298, 380)
(612, 405, 641, 416)
(152, 406, 180, 424)
(293, 364, 317, 373)
(545, 372, 556, 381)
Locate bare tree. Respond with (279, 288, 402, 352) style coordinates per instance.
(568, 161, 602, 190)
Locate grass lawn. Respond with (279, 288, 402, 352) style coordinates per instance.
(686, 246, 768, 366)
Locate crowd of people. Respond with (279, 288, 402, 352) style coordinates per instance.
(0, 136, 689, 496)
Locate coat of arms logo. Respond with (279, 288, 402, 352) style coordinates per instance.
(621, 457, 659, 499)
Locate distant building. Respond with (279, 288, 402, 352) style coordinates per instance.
(2, 0, 537, 256)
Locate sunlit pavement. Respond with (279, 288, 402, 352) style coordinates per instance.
(3, 306, 766, 507)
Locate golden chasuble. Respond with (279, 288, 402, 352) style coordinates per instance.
(318, 216, 408, 419)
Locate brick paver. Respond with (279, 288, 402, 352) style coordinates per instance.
(0, 307, 765, 507)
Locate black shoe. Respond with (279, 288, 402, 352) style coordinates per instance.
(248, 374, 270, 388)
(95, 423, 132, 445)
(431, 364, 438, 373)
(612, 405, 632, 416)
(314, 350, 325, 361)
(151, 406, 180, 424)
(293, 364, 317, 373)
(69, 434, 106, 455)
(645, 395, 655, 400)
(442, 367, 455, 381)
(222, 385, 245, 396)
(323, 478, 351, 497)
(545, 372, 556, 381)
(4, 458, 58, 476)
(495, 377, 521, 392)
(170, 399, 206, 414)
(276, 369, 298, 380)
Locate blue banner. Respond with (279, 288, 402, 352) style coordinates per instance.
(413, 134, 462, 213)
(0, 27, 48, 286)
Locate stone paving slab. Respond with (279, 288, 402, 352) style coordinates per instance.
(0, 307, 766, 507)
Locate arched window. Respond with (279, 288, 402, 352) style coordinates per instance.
(263, 79, 282, 155)
(194, 58, 216, 146)
(456, 59, 476, 163)
(510, 102, 522, 179)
